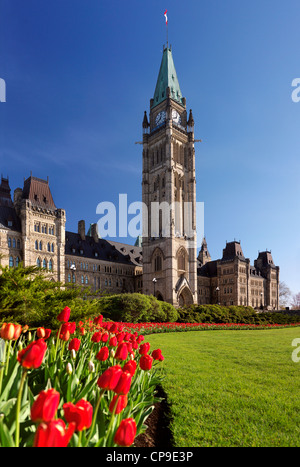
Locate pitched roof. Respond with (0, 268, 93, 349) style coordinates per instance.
(152, 46, 184, 109)
(65, 231, 143, 266)
(22, 176, 56, 209)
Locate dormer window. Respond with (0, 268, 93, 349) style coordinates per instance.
(7, 220, 12, 227)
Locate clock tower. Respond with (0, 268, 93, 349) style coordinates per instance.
(142, 45, 198, 307)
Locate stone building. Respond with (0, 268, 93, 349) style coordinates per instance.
(0, 44, 279, 309)
(197, 239, 280, 310)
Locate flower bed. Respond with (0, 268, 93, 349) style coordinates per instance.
(119, 321, 300, 335)
(0, 308, 164, 447)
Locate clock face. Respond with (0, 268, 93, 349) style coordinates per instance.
(172, 109, 181, 125)
(155, 111, 166, 126)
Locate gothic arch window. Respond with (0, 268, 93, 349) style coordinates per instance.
(68, 273, 71, 283)
(16, 257, 20, 267)
(39, 241, 42, 251)
(47, 242, 51, 252)
(8, 237, 11, 247)
(37, 257, 41, 268)
(152, 248, 164, 272)
(43, 258, 47, 269)
(49, 259, 53, 272)
(35, 240, 38, 250)
(85, 276, 88, 284)
(12, 238, 16, 248)
(9, 256, 14, 268)
(51, 243, 54, 252)
(177, 247, 188, 272)
(81, 275, 84, 284)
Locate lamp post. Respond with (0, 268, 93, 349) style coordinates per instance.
(216, 286, 220, 305)
(260, 292, 263, 310)
(152, 278, 157, 297)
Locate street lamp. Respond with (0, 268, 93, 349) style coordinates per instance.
(216, 286, 220, 305)
(152, 278, 157, 297)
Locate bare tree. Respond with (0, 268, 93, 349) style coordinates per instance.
(291, 293, 300, 310)
(279, 281, 292, 308)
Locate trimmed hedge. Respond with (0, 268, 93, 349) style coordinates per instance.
(176, 304, 300, 325)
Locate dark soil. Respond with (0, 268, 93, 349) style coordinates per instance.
(134, 386, 174, 448)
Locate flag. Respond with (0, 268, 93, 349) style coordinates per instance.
(164, 10, 168, 24)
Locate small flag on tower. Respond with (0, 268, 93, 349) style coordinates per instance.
(164, 10, 168, 24)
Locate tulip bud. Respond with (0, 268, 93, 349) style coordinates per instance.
(70, 349, 76, 360)
(88, 361, 95, 373)
(110, 349, 115, 358)
(66, 363, 72, 375)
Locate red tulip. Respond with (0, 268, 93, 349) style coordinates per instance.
(57, 306, 71, 323)
(97, 365, 123, 391)
(17, 339, 47, 369)
(63, 399, 93, 432)
(113, 371, 132, 395)
(109, 394, 128, 414)
(122, 359, 137, 376)
(91, 331, 102, 343)
(1, 323, 17, 340)
(139, 342, 150, 355)
(139, 354, 153, 371)
(68, 338, 81, 352)
(31, 388, 60, 423)
(101, 332, 109, 343)
(96, 346, 109, 361)
(115, 342, 128, 361)
(152, 349, 164, 361)
(36, 327, 46, 338)
(109, 336, 118, 347)
(13, 324, 22, 340)
(33, 419, 75, 447)
(114, 418, 137, 447)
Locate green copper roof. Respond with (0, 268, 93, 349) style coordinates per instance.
(152, 47, 184, 108)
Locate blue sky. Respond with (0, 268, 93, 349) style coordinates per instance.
(0, 0, 299, 297)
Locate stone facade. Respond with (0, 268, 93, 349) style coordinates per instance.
(197, 240, 280, 310)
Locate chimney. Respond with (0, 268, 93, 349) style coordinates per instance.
(78, 220, 85, 241)
(91, 223, 99, 243)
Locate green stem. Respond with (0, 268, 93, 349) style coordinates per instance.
(15, 369, 28, 447)
(84, 388, 105, 447)
(53, 323, 62, 361)
(105, 395, 119, 447)
(4, 340, 12, 376)
(0, 340, 8, 395)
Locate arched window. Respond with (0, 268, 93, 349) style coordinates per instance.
(81, 275, 84, 284)
(9, 256, 14, 268)
(13, 238, 16, 248)
(35, 240, 38, 250)
(178, 249, 187, 271)
(49, 259, 53, 271)
(43, 259, 47, 269)
(51, 243, 54, 252)
(17, 239, 20, 249)
(8, 237, 11, 247)
(37, 258, 41, 268)
(16, 257, 20, 267)
(68, 273, 71, 283)
(85, 276, 88, 284)
(154, 254, 162, 271)
(39, 241, 42, 251)
(47, 243, 51, 252)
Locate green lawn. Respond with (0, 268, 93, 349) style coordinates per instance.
(146, 328, 300, 447)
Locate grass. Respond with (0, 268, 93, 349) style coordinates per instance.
(146, 327, 300, 447)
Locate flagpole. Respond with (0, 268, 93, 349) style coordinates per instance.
(164, 10, 168, 48)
